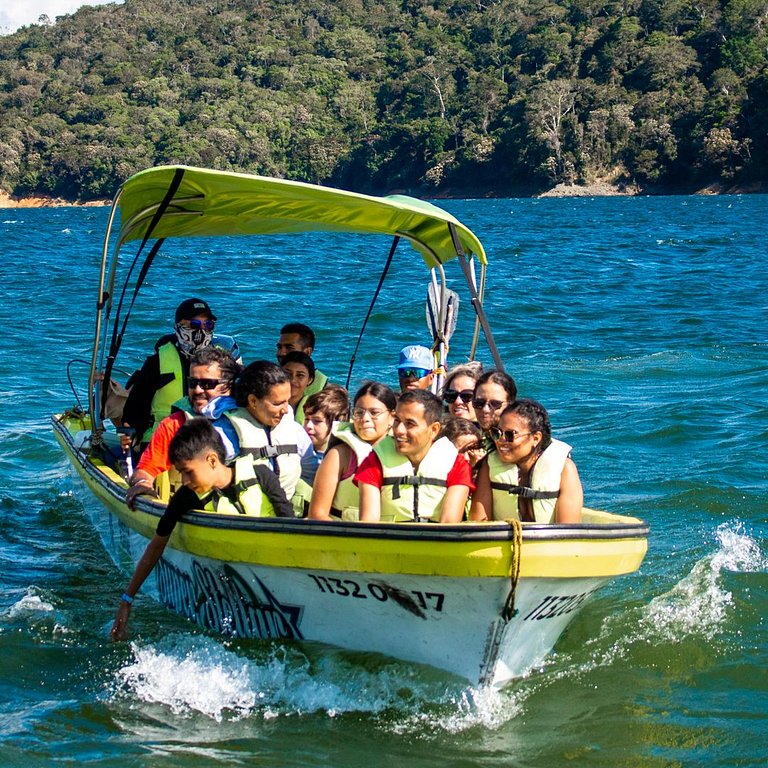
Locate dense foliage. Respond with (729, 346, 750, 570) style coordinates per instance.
(1, 0, 766, 199)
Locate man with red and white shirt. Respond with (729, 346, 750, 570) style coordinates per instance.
(356, 389, 474, 523)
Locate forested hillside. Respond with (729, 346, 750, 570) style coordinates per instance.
(0, 0, 766, 200)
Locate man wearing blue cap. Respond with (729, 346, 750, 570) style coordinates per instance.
(397, 344, 435, 393)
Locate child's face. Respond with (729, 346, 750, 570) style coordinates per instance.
(174, 451, 218, 495)
(303, 411, 331, 452)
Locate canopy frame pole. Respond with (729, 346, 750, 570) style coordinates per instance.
(344, 235, 400, 391)
(448, 223, 505, 372)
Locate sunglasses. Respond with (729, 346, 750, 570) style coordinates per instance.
(473, 398, 507, 411)
(188, 377, 227, 391)
(399, 367, 430, 379)
(443, 389, 475, 404)
(490, 427, 531, 443)
(182, 319, 215, 332)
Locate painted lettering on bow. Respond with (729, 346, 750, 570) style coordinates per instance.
(522, 590, 597, 621)
(156, 558, 304, 639)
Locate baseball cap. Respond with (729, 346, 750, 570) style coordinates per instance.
(397, 344, 433, 371)
(175, 298, 217, 322)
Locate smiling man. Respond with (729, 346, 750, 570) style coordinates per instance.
(356, 390, 474, 523)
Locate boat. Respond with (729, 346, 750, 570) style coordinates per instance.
(52, 165, 649, 688)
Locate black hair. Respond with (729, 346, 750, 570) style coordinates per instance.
(439, 416, 483, 444)
(169, 418, 226, 464)
(397, 389, 443, 425)
(234, 360, 290, 406)
(475, 369, 518, 402)
(189, 345, 242, 384)
(353, 380, 397, 412)
(501, 398, 553, 454)
(304, 384, 350, 422)
(280, 350, 316, 381)
(280, 322, 316, 349)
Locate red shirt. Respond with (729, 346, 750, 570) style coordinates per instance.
(135, 411, 185, 477)
(355, 450, 475, 491)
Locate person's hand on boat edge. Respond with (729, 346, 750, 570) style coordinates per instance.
(125, 479, 157, 509)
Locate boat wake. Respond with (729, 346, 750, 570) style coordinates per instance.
(109, 633, 521, 731)
(544, 520, 766, 678)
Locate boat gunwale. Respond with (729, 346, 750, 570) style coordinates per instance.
(53, 414, 650, 545)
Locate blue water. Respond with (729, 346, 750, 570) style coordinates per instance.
(1, 195, 767, 766)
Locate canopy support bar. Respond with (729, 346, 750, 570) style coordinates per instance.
(344, 235, 400, 390)
(448, 223, 505, 372)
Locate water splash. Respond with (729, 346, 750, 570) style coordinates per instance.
(637, 521, 766, 644)
(5, 588, 55, 619)
(110, 633, 522, 730)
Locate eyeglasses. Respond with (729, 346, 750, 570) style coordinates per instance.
(490, 427, 531, 443)
(399, 367, 430, 379)
(473, 398, 507, 411)
(352, 407, 388, 420)
(443, 389, 475, 404)
(182, 319, 215, 332)
(188, 377, 227, 391)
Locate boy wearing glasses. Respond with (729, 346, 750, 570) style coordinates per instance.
(122, 297, 240, 448)
(125, 346, 241, 508)
(396, 344, 436, 393)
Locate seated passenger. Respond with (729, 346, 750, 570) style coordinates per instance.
(122, 297, 240, 448)
(442, 362, 483, 422)
(439, 416, 484, 470)
(302, 385, 350, 458)
(110, 419, 293, 640)
(276, 322, 331, 422)
(281, 351, 316, 422)
(125, 346, 241, 508)
(308, 381, 396, 521)
(470, 398, 583, 524)
(356, 390, 474, 523)
(397, 344, 435, 393)
(473, 369, 518, 438)
(226, 360, 319, 515)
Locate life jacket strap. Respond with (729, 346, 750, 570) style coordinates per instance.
(382, 475, 447, 500)
(243, 444, 299, 460)
(491, 481, 560, 500)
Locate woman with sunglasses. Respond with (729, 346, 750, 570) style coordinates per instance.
(473, 370, 518, 435)
(309, 381, 396, 521)
(442, 363, 482, 421)
(470, 399, 582, 524)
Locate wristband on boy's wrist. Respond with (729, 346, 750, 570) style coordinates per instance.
(121, 593, 134, 604)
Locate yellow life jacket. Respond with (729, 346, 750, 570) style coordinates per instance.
(224, 408, 303, 502)
(142, 341, 183, 443)
(374, 436, 457, 523)
(293, 369, 329, 423)
(198, 455, 276, 517)
(488, 438, 572, 523)
(328, 421, 374, 521)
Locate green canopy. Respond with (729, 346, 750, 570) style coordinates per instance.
(117, 165, 486, 268)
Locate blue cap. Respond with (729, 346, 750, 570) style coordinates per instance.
(397, 345, 433, 371)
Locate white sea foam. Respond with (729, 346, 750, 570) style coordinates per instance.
(6, 589, 55, 618)
(112, 633, 522, 730)
(637, 521, 766, 644)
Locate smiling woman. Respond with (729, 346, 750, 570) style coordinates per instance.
(470, 398, 583, 525)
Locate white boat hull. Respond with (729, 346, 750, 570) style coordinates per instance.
(54, 414, 647, 688)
